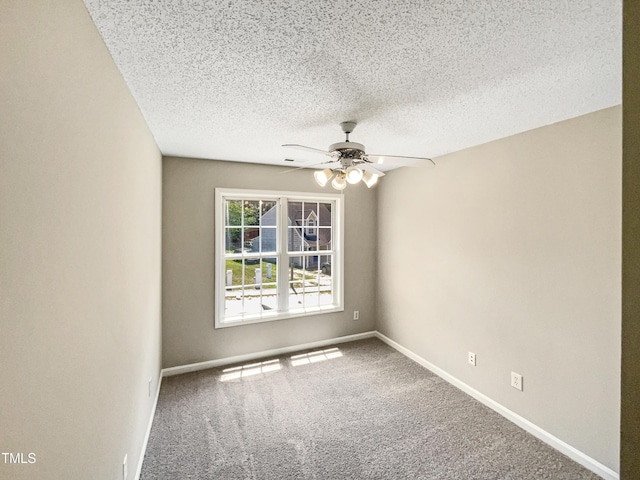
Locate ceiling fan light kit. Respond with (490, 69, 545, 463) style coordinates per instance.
(313, 165, 371, 189)
(331, 172, 348, 191)
(283, 121, 433, 191)
(313, 169, 333, 187)
(345, 166, 364, 184)
(361, 171, 379, 188)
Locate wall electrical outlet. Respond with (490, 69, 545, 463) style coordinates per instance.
(468, 352, 476, 366)
(353, 310, 359, 320)
(511, 372, 523, 391)
(123, 454, 128, 480)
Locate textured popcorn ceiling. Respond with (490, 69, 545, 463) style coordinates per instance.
(83, 0, 621, 169)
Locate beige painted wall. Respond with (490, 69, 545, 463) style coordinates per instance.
(162, 157, 376, 368)
(0, 1, 162, 479)
(377, 107, 621, 471)
(621, 1, 640, 477)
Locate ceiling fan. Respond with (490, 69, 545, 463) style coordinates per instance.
(282, 121, 435, 190)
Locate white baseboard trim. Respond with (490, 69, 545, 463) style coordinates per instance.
(374, 331, 619, 480)
(161, 331, 377, 377)
(134, 371, 163, 480)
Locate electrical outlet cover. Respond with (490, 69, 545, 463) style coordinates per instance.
(511, 372, 523, 391)
(468, 352, 476, 366)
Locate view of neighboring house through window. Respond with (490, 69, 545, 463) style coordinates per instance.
(215, 188, 343, 327)
(305, 212, 317, 236)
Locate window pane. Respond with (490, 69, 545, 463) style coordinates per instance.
(287, 226, 303, 252)
(258, 227, 277, 253)
(242, 291, 263, 315)
(243, 261, 262, 288)
(288, 255, 323, 309)
(317, 227, 332, 251)
(288, 201, 303, 224)
(304, 205, 317, 229)
(288, 255, 305, 309)
(225, 227, 242, 252)
(244, 227, 259, 251)
(225, 286, 244, 318)
(224, 259, 242, 287)
(261, 200, 277, 219)
(319, 254, 332, 276)
(305, 238, 318, 253)
(303, 205, 319, 252)
(230, 260, 262, 317)
(244, 200, 261, 226)
(261, 292, 277, 311)
(260, 258, 278, 311)
(318, 202, 332, 224)
(289, 280, 304, 308)
(225, 200, 242, 226)
(319, 255, 333, 305)
(260, 257, 277, 285)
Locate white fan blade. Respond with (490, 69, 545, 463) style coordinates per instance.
(282, 144, 336, 157)
(366, 154, 435, 166)
(280, 159, 339, 174)
(360, 163, 385, 177)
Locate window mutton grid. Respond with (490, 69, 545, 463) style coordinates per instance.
(215, 189, 343, 328)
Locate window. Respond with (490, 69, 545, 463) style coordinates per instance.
(215, 188, 343, 327)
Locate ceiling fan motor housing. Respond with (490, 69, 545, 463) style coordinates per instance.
(329, 141, 365, 160)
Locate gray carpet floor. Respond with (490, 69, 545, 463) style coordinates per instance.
(141, 338, 602, 479)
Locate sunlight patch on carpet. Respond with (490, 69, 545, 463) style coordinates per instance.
(290, 347, 343, 367)
(219, 358, 281, 381)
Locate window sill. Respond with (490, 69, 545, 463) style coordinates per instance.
(215, 305, 344, 329)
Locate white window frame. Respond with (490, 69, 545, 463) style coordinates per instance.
(214, 188, 344, 328)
